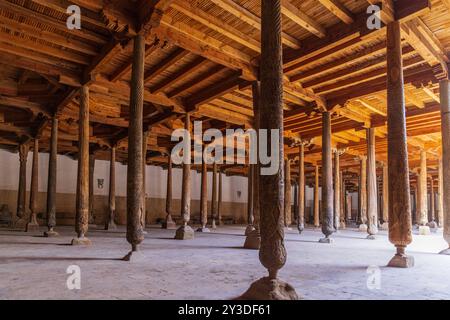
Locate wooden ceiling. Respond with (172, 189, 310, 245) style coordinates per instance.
(0, 0, 449, 182)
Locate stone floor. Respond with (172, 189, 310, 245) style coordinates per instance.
(0, 224, 449, 300)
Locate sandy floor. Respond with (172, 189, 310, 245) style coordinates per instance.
(0, 224, 449, 300)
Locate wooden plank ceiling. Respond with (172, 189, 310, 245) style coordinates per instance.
(0, 0, 449, 185)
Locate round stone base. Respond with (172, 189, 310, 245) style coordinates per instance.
(43, 230, 59, 237)
(318, 237, 334, 244)
(25, 223, 40, 232)
(245, 225, 255, 236)
(427, 221, 438, 229)
(122, 250, 146, 262)
(161, 221, 177, 230)
(243, 231, 261, 250)
(359, 224, 368, 232)
(366, 234, 376, 240)
(387, 254, 415, 268)
(439, 247, 450, 255)
(105, 222, 117, 231)
(380, 222, 389, 230)
(239, 277, 299, 300)
(419, 226, 431, 235)
(174, 225, 195, 240)
(71, 237, 92, 246)
(196, 227, 210, 233)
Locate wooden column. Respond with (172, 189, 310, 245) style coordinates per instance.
(44, 117, 58, 237)
(175, 113, 194, 240)
(141, 133, 148, 231)
(16, 143, 29, 227)
(333, 150, 341, 231)
(217, 170, 223, 226)
(211, 162, 218, 229)
(359, 156, 368, 230)
(440, 79, 450, 254)
(163, 154, 176, 229)
(386, 21, 414, 267)
(366, 128, 378, 239)
(72, 85, 91, 245)
(106, 146, 116, 230)
(438, 158, 444, 228)
(197, 159, 210, 232)
(26, 139, 39, 232)
(297, 144, 305, 233)
(430, 177, 437, 227)
(340, 170, 346, 228)
(124, 34, 145, 258)
(381, 163, 389, 229)
(320, 111, 334, 242)
(88, 153, 95, 226)
(245, 164, 255, 235)
(241, 0, 297, 300)
(314, 164, 320, 228)
(284, 159, 292, 228)
(418, 150, 430, 235)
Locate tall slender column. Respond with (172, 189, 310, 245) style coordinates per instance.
(211, 162, 218, 229)
(340, 170, 346, 228)
(366, 128, 379, 239)
(438, 158, 444, 228)
(44, 118, 58, 237)
(381, 162, 389, 229)
(333, 150, 341, 231)
(88, 153, 95, 225)
(123, 34, 145, 259)
(15, 143, 29, 228)
(105, 146, 116, 230)
(217, 170, 223, 226)
(314, 164, 320, 228)
(26, 139, 39, 232)
(439, 79, 450, 254)
(418, 149, 430, 235)
(429, 177, 437, 228)
(359, 156, 368, 231)
(244, 81, 261, 249)
(72, 85, 91, 245)
(284, 159, 292, 229)
(297, 144, 305, 233)
(175, 113, 194, 240)
(320, 112, 334, 243)
(162, 154, 177, 229)
(386, 21, 414, 267)
(245, 165, 255, 235)
(141, 133, 148, 232)
(242, 0, 297, 300)
(197, 159, 210, 232)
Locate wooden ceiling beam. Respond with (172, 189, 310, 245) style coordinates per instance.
(281, 0, 326, 38)
(144, 48, 189, 84)
(318, 0, 354, 24)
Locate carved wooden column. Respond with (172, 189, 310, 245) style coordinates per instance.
(244, 81, 262, 249)
(44, 117, 58, 237)
(88, 153, 95, 226)
(197, 159, 210, 232)
(162, 154, 176, 229)
(313, 164, 320, 228)
(105, 146, 116, 230)
(438, 158, 444, 228)
(429, 177, 437, 228)
(418, 149, 430, 235)
(15, 143, 29, 228)
(284, 159, 292, 229)
(217, 170, 223, 226)
(333, 149, 341, 231)
(340, 170, 346, 228)
(26, 139, 39, 232)
(366, 128, 378, 239)
(439, 79, 450, 254)
(141, 133, 148, 233)
(72, 85, 91, 246)
(245, 164, 255, 235)
(211, 162, 218, 229)
(320, 112, 334, 243)
(381, 162, 389, 230)
(175, 113, 194, 240)
(359, 156, 368, 231)
(241, 0, 297, 300)
(297, 144, 305, 233)
(386, 21, 414, 267)
(124, 34, 145, 259)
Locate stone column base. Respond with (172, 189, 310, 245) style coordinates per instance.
(427, 221, 438, 230)
(419, 226, 431, 235)
(243, 230, 261, 249)
(319, 237, 334, 244)
(174, 225, 195, 240)
(359, 224, 368, 232)
(122, 250, 145, 262)
(105, 222, 117, 231)
(366, 234, 376, 240)
(161, 221, 177, 230)
(380, 222, 389, 230)
(387, 254, 415, 268)
(239, 277, 299, 300)
(71, 237, 92, 246)
(245, 225, 255, 236)
(439, 247, 450, 255)
(196, 227, 210, 233)
(25, 223, 40, 232)
(44, 229, 59, 237)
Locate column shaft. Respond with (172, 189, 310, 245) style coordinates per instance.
(367, 128, 378, 237)
(27, 139, 39, 231)
(298, 144, 305, 232)
(284, 159, 292, 227)
(314, 165, 320, 228)
(440, 79, 450, 250)
(45, 118, 58, 236)
(321, 112, 334, 239)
